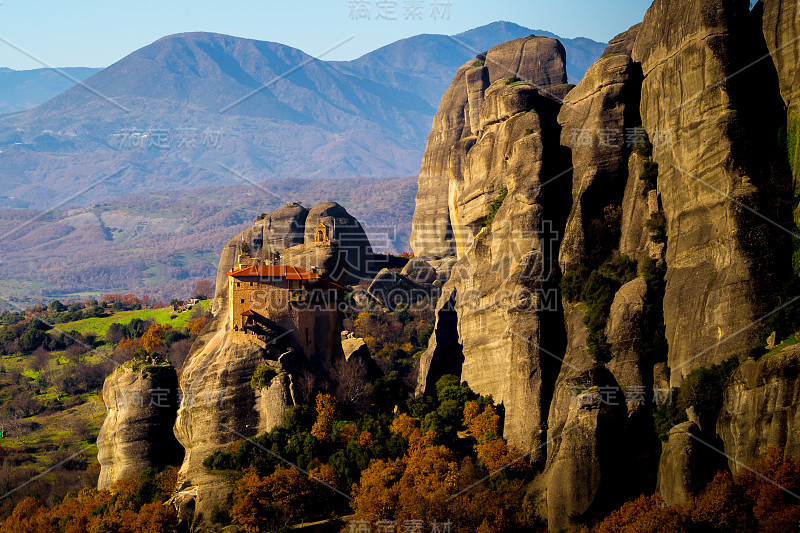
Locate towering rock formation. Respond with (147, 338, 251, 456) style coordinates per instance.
(96, 363, 183, 489)
(409, 37, 572, 260)
(95, 202, 375, 530)
(557, 52, 643, 273)
(761, 0, 800, 108)
(170, 202, 375, 528)
(632, 0, 790, 385)
(415, 37, 573, 450)
(413, 1, 798, 526)
(300, 201, 374, 284)
(761, 0, 800, 185)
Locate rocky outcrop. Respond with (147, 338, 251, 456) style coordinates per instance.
(416, 52, 573, 451)
(212, 205, 308, 311)
(632, 0, 791, 385)
(410, 37, 572, 260)
(603, 24, 641, 57)
(656, 421, 704, 505)
(618, 153, 658, 263)
(401, 257, 437, 284)
(408, 64, 469, 260)
(605, 277, 649, 405)
(214, 202, 374, 307)
(367, 268, 432, 309)
(302, 201, 374, 285)
(717, 345, 800, 473)
(557, 53, 642, 273)
(538, 306, 626, 530)
(484, 37, 568, 91)
(341, 332, 370, 363)
(761, 0, 800, 184)
(167, 202, 372, 529)
(761, 0, 800, 108)
(172, 318, 294, 529)
(405, 5, 800, 530)
(97, 363, 183, 489)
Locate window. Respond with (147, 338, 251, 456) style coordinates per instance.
(240, 299, 245, 304)
(236, 282, 240, 287)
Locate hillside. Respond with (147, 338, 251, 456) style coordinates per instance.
(0, 297, 210, 520)
(0, 23, 603, 211)
(0, 67, 102, 114)
(0, 176, 417, 308)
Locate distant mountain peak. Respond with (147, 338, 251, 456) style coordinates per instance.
(0, 22, 606, 208)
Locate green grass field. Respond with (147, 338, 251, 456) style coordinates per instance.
(54, 300, 210, 337)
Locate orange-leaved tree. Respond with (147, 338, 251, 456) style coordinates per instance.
(188, 316, 209, 336)
(310, 393, 339, 443)
(142, 323, 171, 353)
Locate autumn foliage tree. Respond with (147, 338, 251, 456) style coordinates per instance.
(310, 393, 339, 443)
(141, 323, 171, 353)
(0, 469, 179, 533)
(187, 316, 209, 336)
(464, 401, 524, 473)
(590, 448, 800, 533)
(231, 465, 341, 532)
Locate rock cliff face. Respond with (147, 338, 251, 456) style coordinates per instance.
(761, 0, 800, 108)
(301, 201, 374, 284)
(172, 321, 291, 528)
(415, 37, 572, 451)
(632, 0, 790, 385)
(409, 37, 572, 260)
(97, 364, 183, 489)
(412, 2, 799, 527)
(718, 345, 800, 472)
(170, 203, 375, 528)
(656, 421, 704, 505)
(557, 52, 642, 273)
(761, 0, 800, 184)
(534, 306, 626, 531)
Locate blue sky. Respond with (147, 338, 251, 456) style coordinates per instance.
(0, 0, 652, 70)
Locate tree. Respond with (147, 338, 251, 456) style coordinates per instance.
(142, 324, 171, 353)
(230, 467, 282, 532)
(133, 502, 178, 533)
(28, 347, 50, 372)
(311, 393, 339, 443)
(193, 280, 214, 300)
(332, 357, 371, 411)
(187, 317, 209, 336)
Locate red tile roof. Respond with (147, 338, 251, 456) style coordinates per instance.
(319, 279, 346, 291)
(228, 264, 321, 280)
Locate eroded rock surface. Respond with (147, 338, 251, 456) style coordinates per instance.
(557, 53, 642, 273)
(97, 364, 182, 489)
(632, 0, 790, 385)
(656, 421, 703, 505)
(410, 37, 571, 260)
(718, 345, 800, 473)
(761, 0, 800, 107)
(416, 67, 570, 450)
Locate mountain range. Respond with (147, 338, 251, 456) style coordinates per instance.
(0, 66, 102, 114)
(0, 22, 604, 210)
